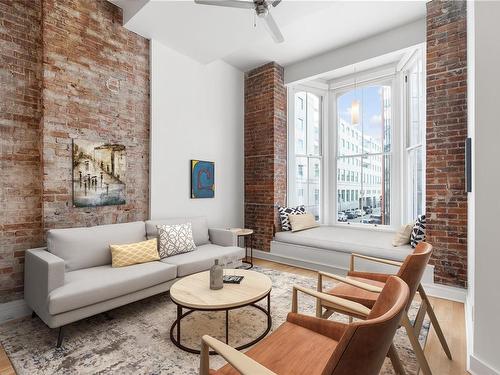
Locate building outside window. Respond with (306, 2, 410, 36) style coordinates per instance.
(289, 90, 322, 221)
(336, 84, 391, 226)
(288, 50, 425, 228)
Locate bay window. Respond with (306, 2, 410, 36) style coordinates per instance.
(287, 48, 425, 229)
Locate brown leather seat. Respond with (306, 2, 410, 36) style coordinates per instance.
(317, 242, 451, 375)
(205, 276, 409, 375)
(325, 242, 432, 312)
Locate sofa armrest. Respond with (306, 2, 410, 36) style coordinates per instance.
(24, 248, 65, 315)
(209, 228, 237, 247)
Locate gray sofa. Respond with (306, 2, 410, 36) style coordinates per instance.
(24, 216, 244, 346)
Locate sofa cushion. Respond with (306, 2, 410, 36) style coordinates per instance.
(274, 226, 413, 262)
(161, 244, 245, 277)
(48, 261, 176, 315)
(145, 217, 210, 247)
(47, 221, 147, 271)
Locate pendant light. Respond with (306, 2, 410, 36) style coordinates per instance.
(351, 65, 360, 126)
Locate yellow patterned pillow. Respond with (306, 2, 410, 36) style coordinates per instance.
(110, 239, 160, 267)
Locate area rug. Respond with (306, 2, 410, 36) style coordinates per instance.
(0, 267, 430, 374)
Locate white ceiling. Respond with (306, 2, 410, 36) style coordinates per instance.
(110, 0, 426, 71)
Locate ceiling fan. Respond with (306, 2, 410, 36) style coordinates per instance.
(194, 0, 284, 43)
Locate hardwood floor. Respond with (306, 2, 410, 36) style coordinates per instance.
(0, 259, 468, 375)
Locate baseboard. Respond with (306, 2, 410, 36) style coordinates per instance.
(0, 299, 31, 324)
(253, 249, 467, 303)
(469, 355, 500, 375)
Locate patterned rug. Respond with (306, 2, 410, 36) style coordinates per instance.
(0, 266, 429, 374)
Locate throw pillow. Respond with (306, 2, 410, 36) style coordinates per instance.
(410, 214, 426, 248)
(289, 213, 320, 233)
(278, 205, 306, 231)
(110, 239, 159, 268)
(157, 222, 196, 258)
(392, 224, 413, 247)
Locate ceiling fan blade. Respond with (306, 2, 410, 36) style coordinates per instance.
(194, 0, 255, 9)
(263, 13, 284, 43)
(271, 0, 281, 7)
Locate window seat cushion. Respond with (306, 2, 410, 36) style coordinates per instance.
(273, 225, 413, 262)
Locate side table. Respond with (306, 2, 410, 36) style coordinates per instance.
(229, 228, 254, 269)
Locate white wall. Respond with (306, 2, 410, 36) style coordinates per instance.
(284, 18, 425, 85)
(150, 39, 244, 228)
(469, 1, 500, 374)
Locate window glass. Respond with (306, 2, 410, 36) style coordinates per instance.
(336, 85, 392, 225)
(292, 91, 322, 220)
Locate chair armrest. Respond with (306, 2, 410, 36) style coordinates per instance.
(350, 253, 402, 271)
(347, 271, 391, 283)
(208, 228, 237, 247)
(286, 312, 347, 341)
(318, 271, 383, 293)
(200, 335, 277, 375)
(24, 248, 65, 314)
(292, 285, 370, 317)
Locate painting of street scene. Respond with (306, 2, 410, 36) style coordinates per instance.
(72, 139, 126, 207)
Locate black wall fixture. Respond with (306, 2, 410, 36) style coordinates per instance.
(466, 137, 472, 193)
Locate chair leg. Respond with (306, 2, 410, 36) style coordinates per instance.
(418, 285, 452, 360)
(56, 326, 64, 348)
(388, 343, 407, 375)
(401, 314, 433, 375)
(322, 309, 334, 319)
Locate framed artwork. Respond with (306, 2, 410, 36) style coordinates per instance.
(191, 160, 215, 199)
(72, 139, 126, 207)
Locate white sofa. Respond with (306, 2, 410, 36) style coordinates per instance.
(270, 225, 434, 283)
(24, 216, 244, 346)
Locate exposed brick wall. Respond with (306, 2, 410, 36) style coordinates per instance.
(426, 0, 467, 287)
(0, 0, 150, 301)
(244, 62, 287, 251)
(41, 0, 150, 230)
(0, 0, 43, 302)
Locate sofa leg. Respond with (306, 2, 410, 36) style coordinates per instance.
(56, 327, 64, 348)
(31, 311, 36, 319)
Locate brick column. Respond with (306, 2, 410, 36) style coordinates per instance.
(426, 0, 467, 287)
(244, 62, 287, 251)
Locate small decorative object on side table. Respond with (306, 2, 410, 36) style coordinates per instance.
(229, 228, 254, 269)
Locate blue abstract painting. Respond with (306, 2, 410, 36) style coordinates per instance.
(191, 160, 215, 198)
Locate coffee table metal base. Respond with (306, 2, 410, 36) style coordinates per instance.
(169, 293, 271, 355)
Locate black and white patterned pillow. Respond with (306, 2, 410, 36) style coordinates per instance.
(410, 214, 426, 248)
(157, 223, 196, 258)
(278, 205, 306, 231)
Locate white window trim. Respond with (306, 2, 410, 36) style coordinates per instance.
(287, 48, 426, 232)
(401, 47, 427, 224)
(287, 84, 328, 223)
(329, 74, 401, 231)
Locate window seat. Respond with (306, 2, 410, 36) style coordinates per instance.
(269, 225, 434, 286)
(273, 225, 413, 262)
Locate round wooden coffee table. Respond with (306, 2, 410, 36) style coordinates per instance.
(169, 269, 272, 354)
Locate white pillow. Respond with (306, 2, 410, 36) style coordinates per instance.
(157, 223, 196, 258)
(289, 213, 319, 233)
(392, 224, 413, 247)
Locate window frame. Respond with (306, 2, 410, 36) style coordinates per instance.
(402, 48, 426, 223)
(329, 73, 402, 231)
(287, 84, 328, 223)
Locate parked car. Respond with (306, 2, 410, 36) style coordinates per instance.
(338, 212, 347, 222)
(354, 209, 365, 217)
(370, 215, 382, 224)
(346, 211, 357, 220)
(363, 206, 373, 214)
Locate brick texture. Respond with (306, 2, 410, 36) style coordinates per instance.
(426, 0, 467, 287)
(244, 62, 287, 251)
(0, 0, 150, 301)
(0, 0, 43, 302)
(42, 0, 150, 230)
